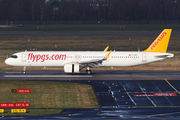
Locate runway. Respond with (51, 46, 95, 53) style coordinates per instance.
(1, 71, 180, 119)
(2, 71, 180, 80)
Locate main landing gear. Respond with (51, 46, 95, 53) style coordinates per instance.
(23, 66, 26, 74)
(85, 67, 92, 75)
(86, 69, 92, 75)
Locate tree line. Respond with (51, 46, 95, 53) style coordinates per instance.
(0, 0, 180, 21)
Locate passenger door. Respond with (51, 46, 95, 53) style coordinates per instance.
(22, 53, 26, 62)
(142, 53, 147, 62)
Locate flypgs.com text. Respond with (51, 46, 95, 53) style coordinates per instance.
(28, 53, 66, 62)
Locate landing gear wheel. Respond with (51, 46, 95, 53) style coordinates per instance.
(86, 70, 92, 75)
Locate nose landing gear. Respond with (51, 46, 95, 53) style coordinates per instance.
(23, 66, 26, 74)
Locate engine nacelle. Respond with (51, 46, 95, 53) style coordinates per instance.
(64, 63, 80, 73)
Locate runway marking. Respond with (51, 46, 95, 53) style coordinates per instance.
(132, 106, 180, 108)
(126, 91, 177, 94)
(123, 85, 137, 106)
(136, 82, 156, 107)
(6, 72, 22, 74)
(165, 79, 180, 94)
(132, 110, 180, 118)
(4, 75, 92, 78)
(134, 93, 177, 97)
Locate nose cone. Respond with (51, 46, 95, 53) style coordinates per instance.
(5, 58, 11, 65)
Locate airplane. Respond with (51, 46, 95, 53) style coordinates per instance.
(5, 29, 174, 74)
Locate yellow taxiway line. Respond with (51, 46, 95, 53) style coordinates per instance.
(165, 79, 180, 94)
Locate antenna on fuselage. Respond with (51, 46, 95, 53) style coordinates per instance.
(137, 47, 140, 52)
(137, 38, 141, 52)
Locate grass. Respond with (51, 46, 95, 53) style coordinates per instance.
(0, 33, 180, 71)
(1, 24, 180, 31)
(0, 80, 99, 115)
(1, 33, 180, 51)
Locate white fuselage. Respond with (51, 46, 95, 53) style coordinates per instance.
(5, 51, 174, 67)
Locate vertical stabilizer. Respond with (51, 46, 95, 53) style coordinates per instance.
(143, 29, 172, 53)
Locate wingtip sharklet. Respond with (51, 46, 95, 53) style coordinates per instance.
(104, 46, 109, 52)
(104, 50, 112, 60)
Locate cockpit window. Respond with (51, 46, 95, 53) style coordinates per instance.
(10, 55, 18, 58)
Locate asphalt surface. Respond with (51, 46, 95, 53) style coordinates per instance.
(2, 71, 180, 80)
(0, 31, 180, 34)
(1, 71, 180, 120)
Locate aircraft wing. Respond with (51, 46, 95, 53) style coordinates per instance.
(79, 59, 103, 68)
(79, 59, 102, 64)
(79, 50, 112, 68)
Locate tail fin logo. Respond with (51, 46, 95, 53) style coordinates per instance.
(150, 31, 167, 50)
(143, 29, 171, 53)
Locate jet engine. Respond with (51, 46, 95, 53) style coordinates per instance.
(64, 63, 80, 73)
